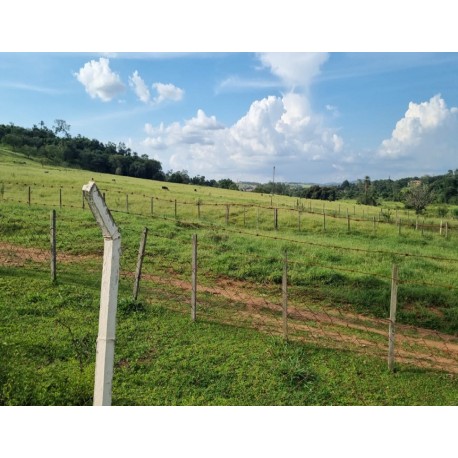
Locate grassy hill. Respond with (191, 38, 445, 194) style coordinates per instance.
(1, 147, 457, 405)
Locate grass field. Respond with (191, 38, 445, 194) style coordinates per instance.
(1, 147, 458, 405)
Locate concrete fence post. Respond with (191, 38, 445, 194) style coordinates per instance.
(388, 264, 398, 372)
(82, 181, 121, 406)
(133, 227, 148, 301)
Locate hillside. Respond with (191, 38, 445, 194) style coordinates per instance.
(1, 147, 458, 405)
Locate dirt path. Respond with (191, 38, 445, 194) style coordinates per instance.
(2, 242, 458, 373)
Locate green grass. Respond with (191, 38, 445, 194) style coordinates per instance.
(1, 268, 457, 406)
(1, 147, 458, 405)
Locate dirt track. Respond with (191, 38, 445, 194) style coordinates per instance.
(2, 242, 458, 374)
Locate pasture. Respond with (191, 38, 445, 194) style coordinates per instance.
(1, 147, 457, 405)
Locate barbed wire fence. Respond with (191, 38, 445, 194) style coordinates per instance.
(1, 190, 458, 384)
(1, 180, 456, 238)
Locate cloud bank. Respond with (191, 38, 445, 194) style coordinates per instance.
(143, 92, 343, 181)
(143, 52, 342, 181)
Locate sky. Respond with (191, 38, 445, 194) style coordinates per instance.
(1, 51, 458, 184)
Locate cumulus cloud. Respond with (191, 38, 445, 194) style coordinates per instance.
(74, 57, 125, 102)
(129, 70, 150, 103)
(378, 94, 458, 172)
(153, 82, 184, 104)
(379, 94, 458, 158)
(141, 54, 344, 181)
(258, 52, 329, 89)
(143, 94, 343, 181)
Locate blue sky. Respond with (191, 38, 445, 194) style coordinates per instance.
(1, 52, 458, 184)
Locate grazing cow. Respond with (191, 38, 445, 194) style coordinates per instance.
(162, 186, 169, 191)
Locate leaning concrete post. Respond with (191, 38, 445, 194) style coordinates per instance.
(83, 181, 121, 407)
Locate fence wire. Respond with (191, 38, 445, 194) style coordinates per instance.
(1, 199, 458, 377)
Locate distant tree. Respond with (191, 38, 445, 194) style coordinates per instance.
(218, 178, 238, 190)
(403, 184, 434, 214)
(53, 119, 71, 138)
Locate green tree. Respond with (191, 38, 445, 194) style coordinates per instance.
(403, 184, 434, 214)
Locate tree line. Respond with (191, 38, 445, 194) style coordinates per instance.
(254, 172, 458, 214)
(0, 121, 238, 190)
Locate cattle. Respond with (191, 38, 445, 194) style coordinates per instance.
(162, 186, 169, 191)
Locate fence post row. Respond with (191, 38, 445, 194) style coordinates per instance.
(50, 209, 57, 282)
(82, 180, 121, 407)
(191, 234, 198, 322)
(133, 227, 148, 301)
(388, 264, 398, 372)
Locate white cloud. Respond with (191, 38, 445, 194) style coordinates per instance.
(258, 52, 329, 89)
(143, 94, 343, 181)
(74, 57, 125, 102)
(129, 70, 150, 103)
(153, 82, 184, 104)
(379, 94, 458, 159)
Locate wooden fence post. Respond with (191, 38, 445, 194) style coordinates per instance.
(388, 264, 398, 372)
(174, 199, 177, 218)
(440, 219, 443, 236)
(50, 209, 56, 282)
(82, 190, 85, 209)
(398, 219, 401, 235)
(445, 222, 449, 239)
(347, 209, 350, 233)
(191, 234, 197, 322)
(298, 210, 301, 231)
(126, 194, 129, 213)
(256, 207, 259, 230)
(282, 251, 288, 340)
(28, 186, 31, 206)
(226, 205, 230, 226)
(59, 188, 62, 209)
(132, 227, 148, 301)
(150, 197, 154, 216)
(323, 210, 326, 232)
(243, 207, 246, 227)
(197, 202, 201, 219)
